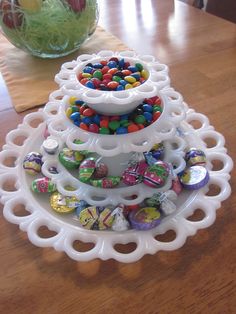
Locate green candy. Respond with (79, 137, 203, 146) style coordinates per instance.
(71, 105, 79, 113)
(109, 121, 120, 131)
(134, 115, 146, 124)
(120, 120, 129, 127)
(93, 70, 103, 80)
(59, 149, 81, 169)
(153, 105, 163, 112)
(99, 127, 110, 134)
(135, 63, 143, 72)
(90, 176, 121, 188)
(112, 75, 122, 82)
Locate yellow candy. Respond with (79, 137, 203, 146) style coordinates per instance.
(124, 76, 136, 84)
(132, 81, 141, 88)
(66, 107, 73, 117)
(50, 192, 79, 214)
(82, 73, 92, 79)
(125, 83, 133, 90)
(19, 0, 42, 13)
(141, 69, 149, 80)
(69, 96, 77, 106)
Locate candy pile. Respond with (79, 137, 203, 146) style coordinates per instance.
(77, 57, 149, 91)
(23, 134, 210, 231)
(58, 142, 169, 188)
(66, 96, 163, 134)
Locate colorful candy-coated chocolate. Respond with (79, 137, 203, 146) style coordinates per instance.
(185, 148, 207, 166)
(23, 152, 43, 175)
(129, 207, 161, 230)
(93, 163, 108, 179)
(77, 57, 148, 91)
(68, 96, 163, 135)
(78, 157, 96, 182)
(143, 161, 170, 187)
(90, 176, 121, 188)
(59, 148, 81, 169)
(31, 177, 56, 193)
(50, 192, 79, 214)
(179, 165, 209, 190)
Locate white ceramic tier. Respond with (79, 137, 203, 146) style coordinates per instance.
(0, 106, 233, 263)
(54, 50, 170, 115)
(40, 134, 186, 206)
(44, 88, 186, 157)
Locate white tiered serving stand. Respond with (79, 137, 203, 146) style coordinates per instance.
(0, 51, 233, 263)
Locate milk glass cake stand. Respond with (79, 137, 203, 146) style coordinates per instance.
(0, 51, 233, 263)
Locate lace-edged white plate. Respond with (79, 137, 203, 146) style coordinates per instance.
(0, 105, 233, 263)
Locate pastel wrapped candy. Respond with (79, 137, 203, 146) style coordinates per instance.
(78, 206, 114, 230)
(23, 152, 43, 175)
(93, 163, 108, 179)
(98, 207, 114, 230)
(129, 207, 162, 230)
(90, 176, 121, 188)
(78, 157, 96, 183)
(59, 148, 82, 169)
(111, 205, 130, 231)
(143, 161, 170, 187)
(31, 177, 56, 193)
(78, 206, 99, 229)
(185, 148, 207, 166)
(122, 161, 148, 186)
(50, 192, 79, 214)
(179, 165, 209, 190)
(151, 142, 164, 160)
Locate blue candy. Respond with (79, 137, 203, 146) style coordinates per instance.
(85, 81, 95, 89)
(75, 100, 84, 105)
(116, 85, 125, 91)
(118, 58, 125, 68)
(131, 72, 141, 80)
(74, 120, 81, 127)
(127, 66, 138, 73)
(119, 80, 127, 86)
(70, 112, 80, 121)
(120, 114, 129, 120)
(116, 127, 128, 134)
(107, 61, 117, 68)
(93, 63, 103, 69)
(144, 111, 153, 122)
(93, 114, 101, 125)
(83, 66, 93, 73)
(143, 104, 153, 112)
(82, 117, 92, 125)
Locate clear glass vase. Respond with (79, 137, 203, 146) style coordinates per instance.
(0, 0, 99, 58)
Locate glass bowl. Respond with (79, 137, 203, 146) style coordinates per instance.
(0, 0, 98, 58)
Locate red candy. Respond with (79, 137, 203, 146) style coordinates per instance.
(107, 81, 119, 90)
(89, 124, 99, 133)
(100, 120, 109, 128)
(80, 123, 89, 131)
(83, 108, 95, 117)
(128, 124, 139, 133)
(153, 111, 161, 121)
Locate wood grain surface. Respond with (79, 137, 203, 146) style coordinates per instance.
(0, 1, 236, 313)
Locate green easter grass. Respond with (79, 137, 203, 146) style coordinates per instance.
(1, 0, 97, 57)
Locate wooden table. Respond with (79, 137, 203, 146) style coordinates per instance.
(1, 1, 236, 313)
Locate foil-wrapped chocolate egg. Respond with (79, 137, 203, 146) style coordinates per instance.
(23, 152, 43, 175)
(143, 161, 169, 187)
